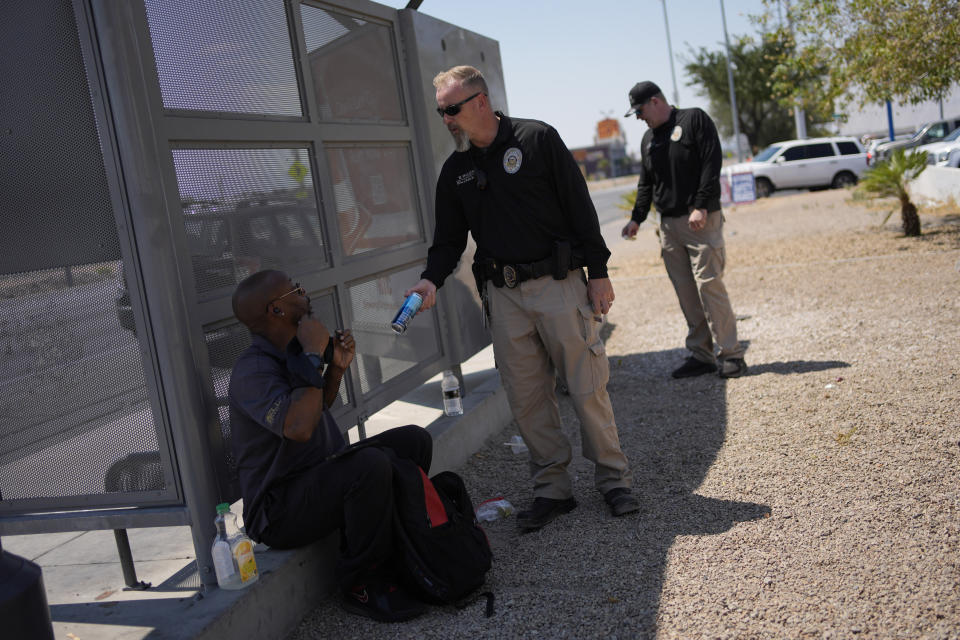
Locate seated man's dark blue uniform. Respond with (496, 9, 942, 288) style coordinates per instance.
(228, 269, 432, 622)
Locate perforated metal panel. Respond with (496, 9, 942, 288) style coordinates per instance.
(144, 0, 302, 116)
(171, 147, 328, 297)
(0, 2, 120, 274)
(0, 1, 168, 509)
(301, 3, 404, 123)
(326, 145, 423, 257)
(347, 264, 439, 397)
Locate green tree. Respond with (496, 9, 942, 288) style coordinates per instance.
(683, 34, 832, 151)
(857, 148, 928, 236)
(759, 0, 960, 109)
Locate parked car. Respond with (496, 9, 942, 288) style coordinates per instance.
(116, 199, 326, 366)
(728, 137, 868, 198)
(916, 127, 960, 166)
(871, 117, 960, 164)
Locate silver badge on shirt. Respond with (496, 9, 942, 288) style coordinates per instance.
(503, 147, 523, 174)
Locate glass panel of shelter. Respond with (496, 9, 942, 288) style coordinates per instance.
(300, 3, 405, 123)
(144, 0, 303, 116)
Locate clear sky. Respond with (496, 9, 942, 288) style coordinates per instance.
(382, 0, 768, 155)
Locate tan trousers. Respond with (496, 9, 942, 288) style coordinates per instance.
(659, 210, 744, 364)
(486, 270, 632, 499)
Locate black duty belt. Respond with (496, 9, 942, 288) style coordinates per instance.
(477, 254, 583, 289)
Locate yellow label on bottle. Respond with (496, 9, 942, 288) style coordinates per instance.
(232, 539, 258, 583)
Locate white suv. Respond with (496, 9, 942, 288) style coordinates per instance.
(917, 127, 960, 166)
(730, 137, 868, 198)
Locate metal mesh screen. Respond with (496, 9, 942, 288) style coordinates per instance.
(0, 263, 161, 502)
(0, 1, 121, 274)
(300, 4, 404, 123)
(326, 145, 422, 257)
(0, 1, 165, 507)
(144, 0, 302, 116)
(347, 264, 439, 396)
(171, 148, 327, 298)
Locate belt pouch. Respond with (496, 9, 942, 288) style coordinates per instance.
(471, 260, 485, 295)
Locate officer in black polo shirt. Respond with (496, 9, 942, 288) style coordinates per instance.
(405, 65, 638, 532)
(621, 81, 747, 379)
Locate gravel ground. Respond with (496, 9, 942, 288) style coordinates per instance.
(289, 188, 960, 639)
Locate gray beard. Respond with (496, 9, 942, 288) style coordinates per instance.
(452, 129, 471, 153)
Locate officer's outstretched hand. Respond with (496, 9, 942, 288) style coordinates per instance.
(405, 279, 437, 312)
(587, 277, 615, 318)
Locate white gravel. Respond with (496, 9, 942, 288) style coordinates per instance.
(289, 189, 960, 639)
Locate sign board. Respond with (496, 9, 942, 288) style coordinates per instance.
(731, 172, 756, 203)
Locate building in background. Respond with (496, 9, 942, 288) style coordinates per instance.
(571, 117, 633, 179)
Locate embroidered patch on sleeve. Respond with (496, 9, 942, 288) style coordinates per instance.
(264, 397, 283, 427)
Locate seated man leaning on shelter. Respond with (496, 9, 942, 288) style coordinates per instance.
(228, 269, 432, 622)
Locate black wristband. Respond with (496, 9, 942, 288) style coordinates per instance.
(305, 336, 335, 369)
(323, 335, 335, 364)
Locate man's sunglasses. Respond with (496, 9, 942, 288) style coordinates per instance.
(267, 283, 305, 311)
(436, 92, 481, 117)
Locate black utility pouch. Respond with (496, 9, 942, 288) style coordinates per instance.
(552, 240, 571, 280)
(471, 261, 485, 295)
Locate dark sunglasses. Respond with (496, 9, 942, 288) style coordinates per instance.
(436, 92, 481, 117)
(267, 282, 305, 311)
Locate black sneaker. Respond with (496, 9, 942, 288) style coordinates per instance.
(603, 487, 640, 517)
(671, 356, 717, 379)
(341, 580, 426, 623)
(718, 358, 748, 379)
(517, 496, 577, 533)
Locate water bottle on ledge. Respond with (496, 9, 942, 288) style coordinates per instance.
(441, 370, 463, 416)
(212, 503, 258, 590)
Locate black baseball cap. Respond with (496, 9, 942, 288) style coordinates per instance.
(624, 81, 662, 117)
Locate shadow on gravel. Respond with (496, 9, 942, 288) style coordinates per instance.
(745, 359, 850, 376)
(597, 347, 771, 637)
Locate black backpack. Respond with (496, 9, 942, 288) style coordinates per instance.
(385, 450, 493, 605)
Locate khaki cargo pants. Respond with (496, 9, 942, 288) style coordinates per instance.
(659, 210, 744, 364)
(486, 270, 632, 500)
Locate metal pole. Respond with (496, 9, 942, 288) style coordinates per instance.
(886, 100, 895, 141)
(661, 0, 681, 105)
(784, 0, 807, 138)
(719, 0, 744, 161)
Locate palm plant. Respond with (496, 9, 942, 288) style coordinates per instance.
(857, 148, 929, 237)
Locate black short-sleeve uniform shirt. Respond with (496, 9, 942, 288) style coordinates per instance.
(228, 333, 346, 538)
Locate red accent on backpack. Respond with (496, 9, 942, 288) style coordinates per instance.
(420, 468, 449, 527)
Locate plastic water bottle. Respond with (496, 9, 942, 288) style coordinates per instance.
(211, 503, 259, 590)
(441, 370, 463, 416)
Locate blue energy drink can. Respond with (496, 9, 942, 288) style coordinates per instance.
(390, 292, 423, 334)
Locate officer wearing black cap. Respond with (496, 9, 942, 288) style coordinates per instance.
(622, 81, 747, 379)
(406, 65, 639, 532)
